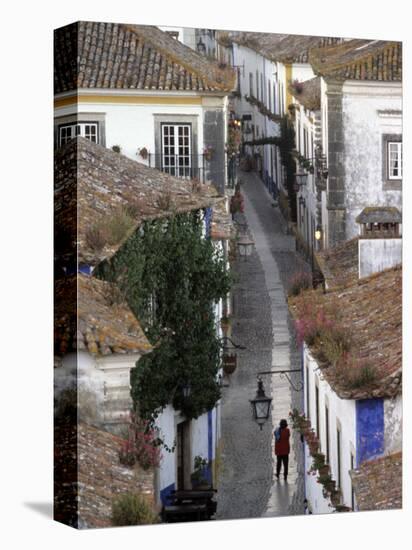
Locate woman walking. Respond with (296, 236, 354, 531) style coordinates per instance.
(274, 419, 290, 481)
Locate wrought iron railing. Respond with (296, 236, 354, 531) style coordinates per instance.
(148, 154, 206, 183)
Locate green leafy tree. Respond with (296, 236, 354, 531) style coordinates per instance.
(96, 211, 231, 423)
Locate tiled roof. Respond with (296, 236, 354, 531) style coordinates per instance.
(54, 273, 152, 356)
(54, 137, 222, 266)
(315, 237, 359, 289)
(210, 197, 234, 240)
(54, 22, 235, 94)
(290, 76, 321, 111)
(350, 452, 402, 511)
(220, 31, 343, 63)
(54, 421, 155, 528)
(289, 265, 402, 399)
(356, 206, 402, 224)
(310, 39, 402, 81)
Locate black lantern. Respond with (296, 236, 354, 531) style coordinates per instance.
(196, 37, 206, 55)
(237, 235, 254, 260)
(299, 196, 306, 208)
(315, 225, 322, 242)
(250, 377, 272, 430)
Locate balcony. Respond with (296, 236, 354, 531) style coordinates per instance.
(148, 154, 206, 183)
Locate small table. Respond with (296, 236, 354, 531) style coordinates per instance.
(163, 503, 208, 523)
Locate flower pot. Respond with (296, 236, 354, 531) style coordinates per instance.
(222, 354, 237, 375)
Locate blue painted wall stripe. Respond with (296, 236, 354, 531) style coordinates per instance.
(356, 399, 384, 465)
(160, 482, 175, 506)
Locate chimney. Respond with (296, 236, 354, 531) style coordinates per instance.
(356, 207, 402, 278)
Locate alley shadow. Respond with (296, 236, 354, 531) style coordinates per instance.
(23, 501, 53, 519)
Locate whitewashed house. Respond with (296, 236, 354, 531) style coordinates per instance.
(291, 234, 402, 514)
(215, 31, 342, 216)
(54, 22, 235, 194)
(309, 39, 402, 248)
(54, 136, 232, 507)
(289, 77, 323, 258)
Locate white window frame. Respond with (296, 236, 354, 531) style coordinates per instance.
(387, 141, 402, 179)
(58, 122, 99, 147)
(161, 123, 192, 178)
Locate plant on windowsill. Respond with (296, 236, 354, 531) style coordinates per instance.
(290, 409, 342, 510)
(203, 145, 214, 161)
(137, 147, 149, 160)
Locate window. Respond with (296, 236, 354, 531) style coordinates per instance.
(306, 365, 310, 419)
(325, 404, 330, 463)
(261, 73, 264, 102)
(315, 383, 320, 439)
(58, 122, 99, 147)
(350, 452, 355, 510)
(388, 141, 402, 179)
(161, 123, 192, 178)
(249, 72, 254, 96)
(256, 70, 259, 99)
(336, 425, 342, 488)
(268, 79, 271, 111)
(382, 134, 402, 189)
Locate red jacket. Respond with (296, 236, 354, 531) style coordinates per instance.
(275, 427, 290, 456)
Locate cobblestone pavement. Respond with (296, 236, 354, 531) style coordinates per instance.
(216, 171, 307, 520)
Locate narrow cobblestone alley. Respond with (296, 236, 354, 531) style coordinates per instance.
(216, 171, 308, 520)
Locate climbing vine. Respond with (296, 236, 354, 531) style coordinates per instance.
(95, 211, 231, 423)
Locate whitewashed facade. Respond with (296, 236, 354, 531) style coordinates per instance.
(303, 346, 402, 514)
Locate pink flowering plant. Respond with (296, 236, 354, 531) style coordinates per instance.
(119, 412, 162, 470)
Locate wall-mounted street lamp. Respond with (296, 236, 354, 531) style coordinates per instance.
(237, 234, 255, 260)
(218, 335, 247, 386)
(315, 225, 322, 242)
(250, 369, 303, 430)
(250, 377, 272, 430)
(299, 196, 306, 208)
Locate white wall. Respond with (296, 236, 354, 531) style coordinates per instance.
(304, 347, 357, 513)
(55, 99, 205, 164)
(55, 350, 141, 429)
(358, 238, 402, 278)
(384, 393, 402, 454)
(342, 81, 402, 239)
(292, 63, 315, 83)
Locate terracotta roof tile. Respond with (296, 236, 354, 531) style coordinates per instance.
(220, 31, 343, 63)
(54, 421, 155, 528)
(54, 273, 152, 357)
(54, 137, 222, 266)
(289, 265, 402, 399)
(210, 197, 234, 240)
(310, 39, 402, 81)
(315, 237, 359, 289)
(290, 76, 321, 111)
(350, 452, 402, 511)
(55, 22, 235, 94)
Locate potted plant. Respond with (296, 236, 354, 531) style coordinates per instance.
(137, 147, 149, 160)
(222, 353, 237, 375)
(112, 144, 121, 153)
(190, 455, 211, 490)
(203, 145, 214, 161)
